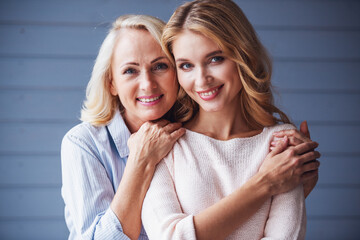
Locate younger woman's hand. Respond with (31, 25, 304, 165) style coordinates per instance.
(259, 135, 320, 196)
(127, 120, 185, 169)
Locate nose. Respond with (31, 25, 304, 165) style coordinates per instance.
(195, 66, 213, 87)
(140, 71, 157, 90)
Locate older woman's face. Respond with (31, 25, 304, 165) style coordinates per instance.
(110, 28, 177, 128)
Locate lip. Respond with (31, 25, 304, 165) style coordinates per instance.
(137, 94, 163, 106)
(196, 85, 223, 101)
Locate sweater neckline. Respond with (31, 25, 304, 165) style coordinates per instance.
(184, 127, 267, 143)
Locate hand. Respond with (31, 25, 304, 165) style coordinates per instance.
(127, 120, 185, 169)
(259, 135, 320, 196)
(270, 121, 319, 198)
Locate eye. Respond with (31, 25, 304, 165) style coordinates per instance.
(123, 68, 137, 75)
(178, 63, 193, 71)
(209, 56, 224, 63)
(153, 62, 169, 71)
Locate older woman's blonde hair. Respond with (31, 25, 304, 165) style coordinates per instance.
(162, 0, 290, 129)
(81, 15, 166, 126)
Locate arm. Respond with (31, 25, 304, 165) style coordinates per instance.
(61, 121, 185, 240)
(142, 139, 319, 240)
(110, 120, 185, 239)
(262, 185, 306, 240)
(61, 132, 131, 240)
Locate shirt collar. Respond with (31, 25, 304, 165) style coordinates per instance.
(107, 110, 131, 158)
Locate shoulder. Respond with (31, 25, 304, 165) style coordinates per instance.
(265, 123, 296, 134)
(63, 122, 102, 144)
(61, 121, 107, 156)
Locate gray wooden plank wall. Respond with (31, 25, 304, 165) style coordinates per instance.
(0, 0, 359, 239)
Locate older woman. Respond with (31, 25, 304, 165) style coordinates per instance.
(61, 14, 319, 240)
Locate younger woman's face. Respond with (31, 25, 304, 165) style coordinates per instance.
(172, 30, 242, 113)
(110, 28, 178, 128)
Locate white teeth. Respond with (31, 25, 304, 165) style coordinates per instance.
(138, 96, 161, 103)
(199, 88, 218, 97)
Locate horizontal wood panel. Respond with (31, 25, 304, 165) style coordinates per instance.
(0, 123, 358, 154)
(1, 90, 359, 122)
(272, 61, 360, 91)
(0, 0, 359, 28)
(306, 188, 360, 217)
(0, 25, 106, 56)
(0, 155, 61, 186)
(0, 155, 358, 186)
(0, 58, 91, 89)
(0, 122, 75, 153)
(0, 220, 68, 240)
(306, 218, 360, 240)
(1, 25, 359, 59)
(0, 90, 84, 120)
(318, 156, 360, 185)
(0, 187, 358, 218)
(258, 30, 360, 59)
(274, 92, 360, 122)
(0, 188, 64, 217)
(1, 59, 359, 91)
(0, 218, 359, 240)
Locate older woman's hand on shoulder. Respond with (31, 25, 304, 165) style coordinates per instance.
(127, 119, 185, 170)
(267, 121, 320, 197)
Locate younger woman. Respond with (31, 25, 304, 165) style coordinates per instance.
(141, 1, 320, 239)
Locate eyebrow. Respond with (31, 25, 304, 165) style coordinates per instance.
(120, 56, 167, 68)
(206, 50, 223, 58)
(120, 62, 139, 68)
(151, 56, 167, 64)
(175, 50, 223, 62)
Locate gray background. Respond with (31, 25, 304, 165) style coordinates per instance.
(0, 0, 359, 239)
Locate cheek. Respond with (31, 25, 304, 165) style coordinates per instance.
(118, 82, 137, 103)
(177, 72, 191, 91)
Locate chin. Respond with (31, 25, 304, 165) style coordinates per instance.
(142, 112, 166, 121)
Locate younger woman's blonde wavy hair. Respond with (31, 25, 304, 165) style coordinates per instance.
(162, 0, 290, 129)
(81, 15, 166, 126)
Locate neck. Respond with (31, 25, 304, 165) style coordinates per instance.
(186, 98, 260, 140)
(122, 111, 144, 134)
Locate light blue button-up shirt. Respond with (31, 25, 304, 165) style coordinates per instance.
(61, 110, 149, 239)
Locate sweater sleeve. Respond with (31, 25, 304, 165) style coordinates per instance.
(262, 185, 306, 240)
(61, 130, 130, 240)
(141, 158, 197, 240)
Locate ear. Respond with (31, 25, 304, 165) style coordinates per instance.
(109, 79, 118, 96)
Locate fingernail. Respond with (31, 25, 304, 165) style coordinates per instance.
(270, 147, 275, 151)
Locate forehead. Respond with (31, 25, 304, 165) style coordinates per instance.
(172, 30, 220, 58)
(113, 28, 163, 63)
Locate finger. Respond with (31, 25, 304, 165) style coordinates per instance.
(152, 119, 170, 127)
(162, 122, 182, 133)
(301, 169, 318, 182)
(273, 129, 310, 143)
(301, 160, 320, 174)
(270, 136, 303, 147)
(169, 127, 186, 141)
(293, 141, 319, 155)
(268, 136, 288, 156)
(300, 121, 311, 138)
(298, 151, 321, 166)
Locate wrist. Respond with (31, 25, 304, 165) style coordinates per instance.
(248, 172, 274, 198)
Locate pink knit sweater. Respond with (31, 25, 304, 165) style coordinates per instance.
(142, 124, 306, 240)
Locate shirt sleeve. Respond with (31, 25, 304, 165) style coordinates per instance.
(262, 185, 307, 240)
(61, 131, 130, 240)
(141, 158, 197, 240)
